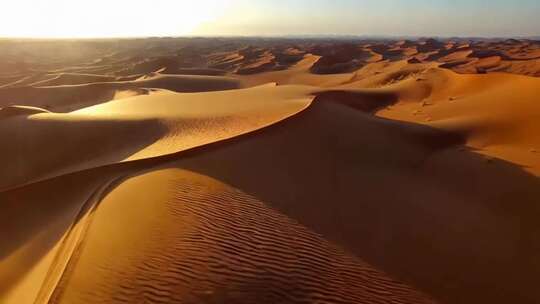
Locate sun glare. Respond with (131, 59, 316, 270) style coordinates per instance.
(0, 0, 231, 38)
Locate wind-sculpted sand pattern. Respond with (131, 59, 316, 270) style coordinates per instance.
(49, 169, 435, 304)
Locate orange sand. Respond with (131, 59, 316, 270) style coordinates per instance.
(1, 37, 539, 304)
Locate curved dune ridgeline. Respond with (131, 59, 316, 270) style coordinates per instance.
(0, 85, 311, 192)
(1, 38, 540, 304)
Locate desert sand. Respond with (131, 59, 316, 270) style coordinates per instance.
(1, 37, 540, 304)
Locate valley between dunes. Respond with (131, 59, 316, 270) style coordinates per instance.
(1, 38, 540, 304)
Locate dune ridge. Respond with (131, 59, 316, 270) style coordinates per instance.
(0, 85, 311, 192)
(48, 169, 436, 304)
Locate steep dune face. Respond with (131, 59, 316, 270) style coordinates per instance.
(1, 38, 540, 304)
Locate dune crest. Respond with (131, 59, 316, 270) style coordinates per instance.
(0, 105, 50, 118)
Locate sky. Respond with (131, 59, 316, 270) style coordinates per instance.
(0, 0, 539, 38)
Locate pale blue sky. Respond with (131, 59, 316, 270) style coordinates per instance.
(198, 0, 540, 37)
(1, 0, 538, 38)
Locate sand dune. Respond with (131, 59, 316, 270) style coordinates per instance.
(0, 74, 243, 111)
(167, 90, 540, 304)
(49, 168, 435, 303)
(376, 68, 540, 175)
(1, 37, 540, 304)
(236, 55, 359, 87)
(208, 46, 305, 75)
(0, 85, 310, 191)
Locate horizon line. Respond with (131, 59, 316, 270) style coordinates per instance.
(1, 34, 539, 41)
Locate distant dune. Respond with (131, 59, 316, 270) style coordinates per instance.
(1, 37, 539, 304)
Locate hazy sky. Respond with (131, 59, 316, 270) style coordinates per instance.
(1, 0, 539, 38)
